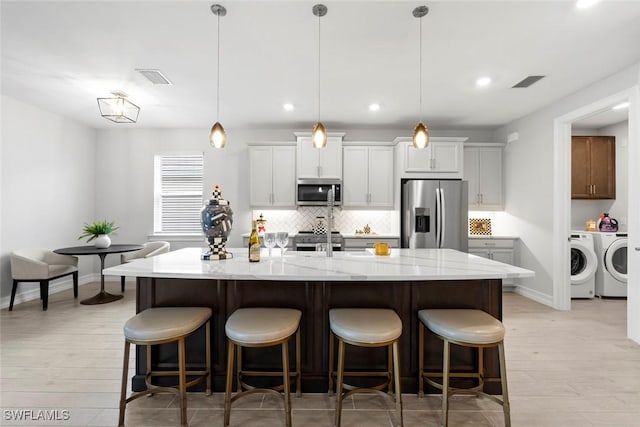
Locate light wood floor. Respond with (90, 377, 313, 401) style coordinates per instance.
(1, 281, 639, 426)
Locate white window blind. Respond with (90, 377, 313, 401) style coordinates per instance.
(154, 153, 204, 234)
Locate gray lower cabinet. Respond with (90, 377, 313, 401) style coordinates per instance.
(468, 237, 518, 287)
(343, 237, 400, 252)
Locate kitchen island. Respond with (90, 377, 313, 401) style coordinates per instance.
(104, 248, 534, 394)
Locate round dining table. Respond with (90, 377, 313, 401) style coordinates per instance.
(54, 244, 143, 305)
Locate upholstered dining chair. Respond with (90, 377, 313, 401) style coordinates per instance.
(120, 241, 170, 292)
(10, 248, 79, 311)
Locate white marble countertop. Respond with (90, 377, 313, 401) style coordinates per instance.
(103, 247, 534, 282)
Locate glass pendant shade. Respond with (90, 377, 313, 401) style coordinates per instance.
(312, 122, 327, 149)
(209, 121, 226, 148)
(412, 121, 430, 149)
(97, 94, 140, 123)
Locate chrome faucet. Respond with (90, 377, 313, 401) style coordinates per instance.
(326, 187, 334, 257)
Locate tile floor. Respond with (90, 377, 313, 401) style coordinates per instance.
(1, 282, 640, 426)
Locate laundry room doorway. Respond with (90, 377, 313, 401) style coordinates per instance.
(553, 86, 640, 343)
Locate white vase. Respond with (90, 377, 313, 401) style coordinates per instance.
(94, 234, 111, 249)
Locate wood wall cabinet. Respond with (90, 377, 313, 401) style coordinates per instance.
(464, 145, 503, 210)
(571, 136, 615, 199)
(248, 145, 296, 207)
(342, 146, 394, 208)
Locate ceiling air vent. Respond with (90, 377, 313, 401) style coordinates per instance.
(512, 75, 545, 88)
(136, 69, 173, 85)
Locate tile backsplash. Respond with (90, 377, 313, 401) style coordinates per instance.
(252, 208, 399, 235)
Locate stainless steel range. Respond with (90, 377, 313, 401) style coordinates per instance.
(293, 231, 344, 252)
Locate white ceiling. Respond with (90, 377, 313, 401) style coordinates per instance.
(2, 0, 640, 131)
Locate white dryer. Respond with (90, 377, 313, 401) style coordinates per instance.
(592, 232, 628, 297)
(570, 232, 597, 298)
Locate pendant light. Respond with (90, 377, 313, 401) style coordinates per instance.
(412, 5, 430, 149)
(209, 4, 227, 149)
(311, 4, 328, 149)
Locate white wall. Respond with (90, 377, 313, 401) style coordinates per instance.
(571, 121, 629, 231)
(1, 95, 97, 303)
(94, 127, 495, 268)
(495, 64, 639, 304)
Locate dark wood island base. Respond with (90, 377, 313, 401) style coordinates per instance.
(132, 277, 503, 395)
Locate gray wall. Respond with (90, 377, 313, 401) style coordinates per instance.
(494, 63, 639, 303)
(1, 95, 97, 302)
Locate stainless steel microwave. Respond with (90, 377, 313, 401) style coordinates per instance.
(296, 179, 342, 206)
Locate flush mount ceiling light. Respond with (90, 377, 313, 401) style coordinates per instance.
(283, 103, 295, 111)
(97, 91, 140, 123)
(612, 101, 630, 110)
(412, 5, 430, 149)
(476, 76, 492, 87)
(311, 4, 328, 149)
(209, 3, 227, 149)
(576, 0, 600, 9)
(369, 103, 381, 112)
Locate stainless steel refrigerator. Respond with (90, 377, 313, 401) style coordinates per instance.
(401, 179, 468, 251)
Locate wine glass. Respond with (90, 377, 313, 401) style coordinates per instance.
(276, 232, 289, 257)
(263, 232, 277, 257)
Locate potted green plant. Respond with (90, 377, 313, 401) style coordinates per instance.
(79, 220, 119, 248)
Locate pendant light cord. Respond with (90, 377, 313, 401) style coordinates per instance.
(419, 15, 423, 122)
(317, 13, 321, 123)
(216, 12, 221, 122)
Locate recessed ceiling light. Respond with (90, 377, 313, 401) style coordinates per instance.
(476, 76, 491, 87)
(369, 103, 380, 112)
(283, 103, 294, 111)
(576, 0, 600, 9)
(612, 102, 630, 110)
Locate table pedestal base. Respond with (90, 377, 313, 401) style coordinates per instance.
(81, 291, 124, 305)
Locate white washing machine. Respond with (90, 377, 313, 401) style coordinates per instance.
(592, 232, 628, 297)
(570, 232, 597, 298)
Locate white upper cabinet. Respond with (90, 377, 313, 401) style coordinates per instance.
(248, 145, 296, 207)
(395, 137, 465, 178)
(295, 134, 344, 179)
(343, 145, 394, 208)
(464, 145, 503, 210)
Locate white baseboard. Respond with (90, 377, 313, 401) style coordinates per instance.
(513, 284, 554, 307)
(1, 273, 102, 310)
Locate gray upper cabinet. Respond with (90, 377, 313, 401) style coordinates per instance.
(464, 145, 503, 211)
(295, 133, 344, 179)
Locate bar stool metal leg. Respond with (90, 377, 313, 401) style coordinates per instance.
(499, 342, 511, 427)
(392, 341, 403, 427)
(118, 341, 131, 427)
(282, 341, 292, 427)
(334, 338, 346, 427)
(441, 340, 450, 427)
(178, 337, 187, 427)
(224, 342, 235, 427)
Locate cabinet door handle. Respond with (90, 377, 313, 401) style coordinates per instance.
(592, 184, 596, 195)
(485, 242, 496, 246)
(635, 247, 640, 251)
(480, 194, 483, 204)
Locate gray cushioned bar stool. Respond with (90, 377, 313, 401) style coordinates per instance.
(224, 308, 302, 427)
(118, 307, 212, 427)
(418, 309, 510, 427)
(329, 308, 403, 427)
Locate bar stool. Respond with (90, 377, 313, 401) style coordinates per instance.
(329, 308, 403, 427)
(224, 308, 302, 427)
(418, 309, 510, 427)
(118, 307, 212, 427)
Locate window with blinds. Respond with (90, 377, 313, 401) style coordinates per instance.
(153, 153, 204, 234)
